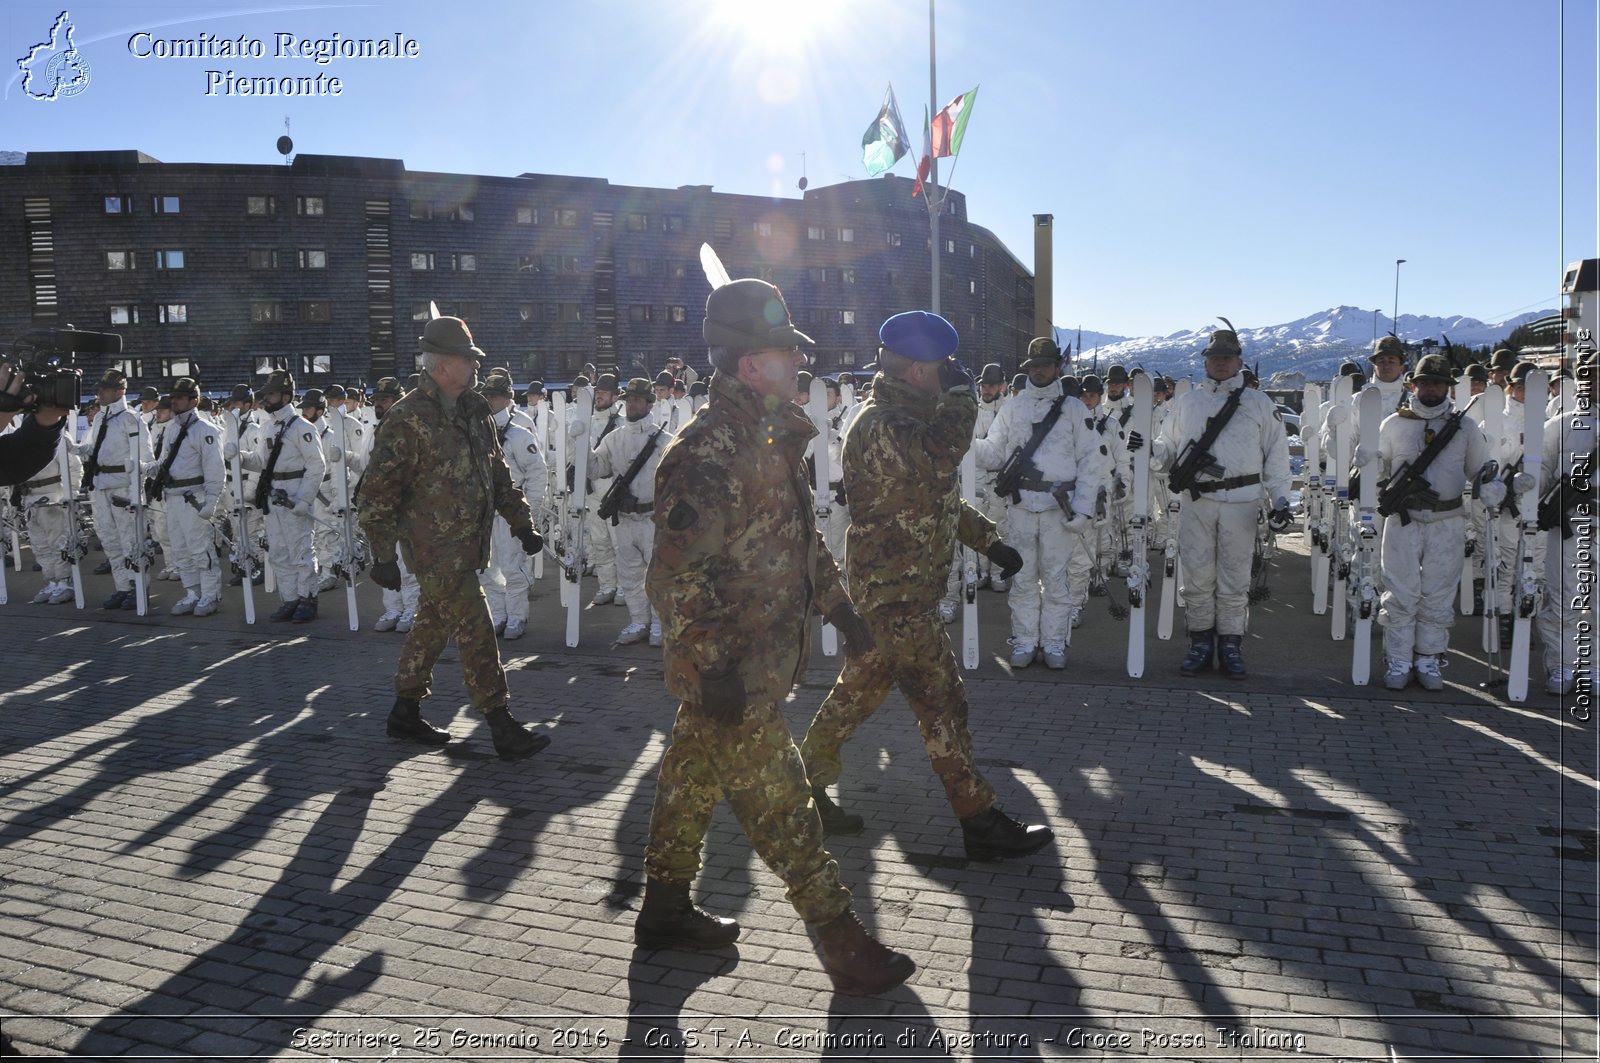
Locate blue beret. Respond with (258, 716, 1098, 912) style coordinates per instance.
(879, 311, 959, 362)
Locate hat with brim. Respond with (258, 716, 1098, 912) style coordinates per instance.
(262, 370, 295, 396)
(1021, 337, 1060, 368)
(170, 377, 199, 399)
(527, 380, 545, 396)
(1411, 354, 1453, 382)
(1509, 361, 1537, 385)
(481, 372, 514, 397)
(1204, 330, 1242, 359)
(1080, 374, 1104, 394)
(879, 311, 959, 362)
(97, 368, 128, 391)
(624, 377, 654, 401)
(1372, 335, 1406, 362)
(140, 386, 160, 403)
(373, 377, 404, 399)
(1489, 348, 1517, 372)
(978, 363, 1005, 386)
(1106, 365, 1130, 384)
(703, 278, 814, 352)
(595, 373, 619, 394)
(418, 316, 485, 361)
(299, 388, 326, 409)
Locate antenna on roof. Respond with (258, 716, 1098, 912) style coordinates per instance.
(276, 117, 293, 165)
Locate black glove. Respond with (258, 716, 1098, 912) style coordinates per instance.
(937, 359, 975, 395)
(270, 487, 293, 511)
(514, 524, 543, 555)
(825, 602, 876, 658)
(1125, 430, 1144, 452)
(986, 542, 1024, 581)
(371, 558, 402, 591)
(696, 665, 746, 726)
(1267, 497, 1292, 532)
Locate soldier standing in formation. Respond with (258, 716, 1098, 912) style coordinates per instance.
(78, 369, 152, 610)
(479, 369, 547, 641)
(591, 377, 669, 647)
(576, 374, 624, 608)
(1538, 343, 1596, 695)
(1152, 325, 1291, 678)
(238, 370, 326, 624)
(638, 277, 913, 995)
(16, 407, 80, 605)
(1355, 354, 1500, 690)
(361, 318, 548, 760)
(972, 338, 1105, 670)
(797, 310, 1045, 861)
(153, 377, 226, 617)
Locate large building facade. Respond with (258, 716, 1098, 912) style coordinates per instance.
(0, 150, 1037, 391)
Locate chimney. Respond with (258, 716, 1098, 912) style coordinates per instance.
(1033, 214, 1053, 345)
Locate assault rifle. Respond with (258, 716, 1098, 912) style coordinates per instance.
(1167, 386, 1246, 500)
(994, 393, 1068, 503)
(1537, 446, 1595, 538)
(1375, 398, 1478, 526)
(595, 427, 663, 525)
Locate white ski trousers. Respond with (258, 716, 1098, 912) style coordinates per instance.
(1178, 495, 1256, 636)
(91, 489, 137, 592)
(167, 496, 222, 601)
(1005, 506, 1076, 646)
(1538, 519, 1595, 673)
(1379, 513, 1465, 662)
(611, 512, 657, 627)
(381, 552, 420, 617)
(264, 504, 316, 601)
(479, 515, 531, 624)
(25, 504, 70, 584)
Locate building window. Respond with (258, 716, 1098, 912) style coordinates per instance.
(839, 351, 856, 366)
(841, 269, 856, 285)
(886, 270, 899, 286)
(627, 256, 650, 277)
(970, 244, 976, 257)
(299, 249, 328, 269)
(626, 212, 649, 231)
(669, 305, 687, 323)
(155, 250, 185, 270)
(455, 301, 479, 320)
(757, 265, 775, 282)
(515, 206, 537, 225)
(160, 358, 193, 378)
(105, 250, 136, 271)
(301, 354, 332, 375)
(297, 195, 325, 216)
(109, 304, 139, 325)
(249, 249, 279, 270)
(410, 201, 434, 220)
(253, 356, 277, 374)
(807, 226, 825, 241)
(664, 214, 685, 233)
(837, 227, 854, 242)
(946, 239, 956, 253)
(554, 208, 579, 227)
(159, 304, 187, 324)
(559, 303, 581, 323)
(841, 310, 856, 325)
(887, 232, 902, 247)
(453, 253, 477, 271)
(246, 195, 278, 217)
(112, 358, 144, 379)
(541, 254, 580, 274)
(753, 221, 772, 237)
(969, 280, 977, 294)
(410, 303, 432, 322)
(251, 301, 284, 323)
(451, 204, 475, 222)
(103, 195, 130, 214)
(410, 252, 435, 271)
(301, 301, 332, 323)
(670, 262, 689, 280)
(628, 305, 654, 323)
(152, 195, 181, 215)
(518, 304, 535, 322)
(807, 308, 824, 326)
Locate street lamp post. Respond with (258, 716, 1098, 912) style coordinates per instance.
(1372, 309, 1379, 345)
(1393, 259, 1406, 340)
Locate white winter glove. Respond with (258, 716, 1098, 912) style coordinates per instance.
(223, 441, 238, 461)
(1477, 479, 1507, 509)
(1064, 512, 1091, 532)
(327, 445, 344, 463)
(1352, 444, 1375, 469)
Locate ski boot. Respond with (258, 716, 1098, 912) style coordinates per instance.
(1217, 634, 1247, 679)
(1180, 628, 1215, 676)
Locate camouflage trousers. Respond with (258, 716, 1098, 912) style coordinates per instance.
(645, 700, 851, 925)
(801, 601, 996, 819)
(394, 568, 508, 712)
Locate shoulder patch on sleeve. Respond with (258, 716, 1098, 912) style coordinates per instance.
(205, 435, 215, 445)
(304, 432, 314, 443)
(667, 500, 698, 532)
(527, 443, 537, 453)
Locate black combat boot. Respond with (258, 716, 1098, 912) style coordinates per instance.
(960, 805, 1055, 861)
(811, 785, 864, 837)
(386, 697, 451, 746)
(1217, 634, 1247, 679)
(633, 878, 740, 950)
(1180, 628, 1215, 676)
(291, 596, 318, 623)
(814, 909, 915, 994)
(484, 707, 550, 761)
(268, 598, 298, 622)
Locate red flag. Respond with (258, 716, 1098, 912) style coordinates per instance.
(912, 106, 932, 198)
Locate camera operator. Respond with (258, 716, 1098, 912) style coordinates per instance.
(0, 361, 73, 487)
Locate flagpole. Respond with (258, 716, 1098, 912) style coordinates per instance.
(928, 0, 939, 317)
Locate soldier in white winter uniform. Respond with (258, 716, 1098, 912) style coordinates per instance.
(1152, 326, 1291, 678)
(151, 378, 227, 616)
(18, 421, 81, 605)
(237, 371, 327, 623)
(1490, 361, 1550, 633)
(570, 374, 623, 607)
(76, 368, 154, 609)
(972, 338, 1106, 670)
(1355, 354, 1500, 691)
(1536, 346, 1596, 696)
(591, 377, 670, 646)
(479, 371, 547, 640)
(366, 377, 422, 632)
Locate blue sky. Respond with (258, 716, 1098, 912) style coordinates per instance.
(2, 0, 1595, 337)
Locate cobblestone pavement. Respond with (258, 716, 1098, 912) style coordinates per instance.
(0, 541, 1594, 1060)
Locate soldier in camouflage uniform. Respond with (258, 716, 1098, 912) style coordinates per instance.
(360, 317, 549, 761)
(798, 312, 1050, 862)
(638, 277, 914, 995)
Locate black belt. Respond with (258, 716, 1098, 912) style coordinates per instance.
(1192, 473, 1262, 494)
(1407, 495, 1463, 513)
(1017, 477, 1076, 494)
(24, 474, 61, 490)
(273, 469, 306, 480)
(616, 500, 655, 515)
(168, 476, 205, 488)
(95, 464, 125, 473)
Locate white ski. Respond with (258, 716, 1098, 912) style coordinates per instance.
(566, 386, 593, 649)
(131, 415, 152, 616)
(1157, 380, 1191, 640)
(1351, 386, 1382, 684)
(1303, 384, 1330, 614)
(1507, 369, 1547, 702)
(1126, 373, 1153, 677)
(1327, 376, 1355, 640)
(57, 418, 86, 609)
(1455, 377, 1477, 615)
(1480, 385, 1504, 655)
(552, 391, 570, 608)
(806, 377, 838, 657)
(332, 408, 360, 632)
(227, 410, 257, 624)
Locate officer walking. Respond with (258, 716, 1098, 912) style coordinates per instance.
(638, 277, 912, 995)
(361, 317, 548, 760)
(1152, 324, 1291, 677)
(798, 311, 1045, 862)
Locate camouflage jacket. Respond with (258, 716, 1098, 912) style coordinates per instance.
(844, 373, 999, 610)
(359, 373, 532, 575)
(647, 371, 850, 707)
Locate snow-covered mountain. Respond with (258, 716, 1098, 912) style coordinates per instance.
(1056, 305, 1551, 384)
(0, 151, 25, 165)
